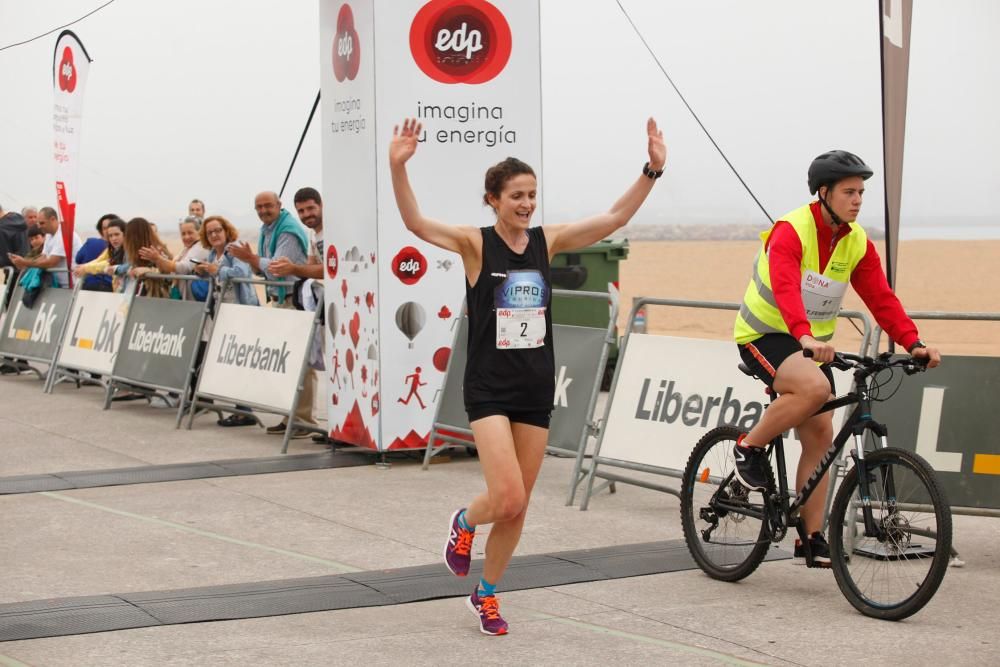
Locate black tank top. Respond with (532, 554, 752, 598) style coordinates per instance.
(463, 226, 555, 411)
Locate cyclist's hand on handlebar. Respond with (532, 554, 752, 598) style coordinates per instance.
(798, 335, 835, 363)
(911, 344, 941, 369)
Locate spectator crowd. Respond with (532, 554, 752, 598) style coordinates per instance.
(0, 188, 327, 440)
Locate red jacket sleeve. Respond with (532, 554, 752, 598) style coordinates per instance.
(850, 241, 920, 350)
(766, 221, 813, 340)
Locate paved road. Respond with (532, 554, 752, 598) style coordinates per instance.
(1, 374, 998, 665)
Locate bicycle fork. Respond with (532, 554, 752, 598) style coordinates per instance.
(851, 422, 892, 540)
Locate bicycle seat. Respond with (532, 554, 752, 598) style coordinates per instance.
(738, 362, 775, 395)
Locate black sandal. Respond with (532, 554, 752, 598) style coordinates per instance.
(111, 392, 147, 402)
(218, 414, 256, 427)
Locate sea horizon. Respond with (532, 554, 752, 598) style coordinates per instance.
(139, 214, 999, 244)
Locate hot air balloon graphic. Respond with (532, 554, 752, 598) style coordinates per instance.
(394, 301, 426, 349)
(327, 303, 339, 339)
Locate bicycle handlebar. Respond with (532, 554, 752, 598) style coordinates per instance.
(802, 349, 929, 376)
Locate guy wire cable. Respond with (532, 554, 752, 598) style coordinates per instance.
(615, 0, 773, 224)
(0, 0, 118, 53)
(279, 89, 321, 199)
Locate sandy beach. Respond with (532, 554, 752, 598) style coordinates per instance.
(160, 233, 997, 356)
(618, 240, 999, 357)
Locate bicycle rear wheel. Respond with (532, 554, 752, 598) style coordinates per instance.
(680, 425, 770, 581)
(828, 447, 952, 621)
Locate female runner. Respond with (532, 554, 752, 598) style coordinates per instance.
(390, 117, 667, 635)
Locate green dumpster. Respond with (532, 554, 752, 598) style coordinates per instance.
(550, 239, 628, 388)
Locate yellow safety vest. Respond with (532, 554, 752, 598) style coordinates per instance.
(734, 203, 868, 344)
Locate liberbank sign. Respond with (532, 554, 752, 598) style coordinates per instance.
(598, 335, 853, 480)
(111, 296, 204, 392)
(0, 286, 74, 362)
(198, 303, 315, 412)
(56, 290, 129, 374)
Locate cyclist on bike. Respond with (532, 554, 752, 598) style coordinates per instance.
(732, 150, 941, 565)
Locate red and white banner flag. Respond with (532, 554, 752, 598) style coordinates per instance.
(52, 30, 92, 285)
(879, 0, 912, 289)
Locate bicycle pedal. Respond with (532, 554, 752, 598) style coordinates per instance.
(804, 559, 832, 569)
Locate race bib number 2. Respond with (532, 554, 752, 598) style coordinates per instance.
(496, 307, 546, 349)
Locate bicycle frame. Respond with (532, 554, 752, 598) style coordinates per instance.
(713, 364, 892, 540)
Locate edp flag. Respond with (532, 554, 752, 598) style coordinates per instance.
(52, 30, 92, 285)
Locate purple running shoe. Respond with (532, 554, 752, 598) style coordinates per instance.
(467, 590, 508, 635)
(444, 508, 474, 577)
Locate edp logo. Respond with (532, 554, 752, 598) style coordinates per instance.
(332, 3, 361, 82)
(337, 33, 354, 59)
(434, 22, 482, 60)
(391, 246, 428, 285)
(409, 0, 512, 85)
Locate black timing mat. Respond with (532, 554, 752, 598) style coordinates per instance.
(0, 540, 789, 641)
(0, 451, 373, 495)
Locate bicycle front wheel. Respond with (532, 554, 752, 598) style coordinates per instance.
(680, 425, 770, 581)
(828, 447, 952, 621)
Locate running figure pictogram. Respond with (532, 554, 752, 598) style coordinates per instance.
(330, 349, 342, 389)
(396, 366, 427, 409)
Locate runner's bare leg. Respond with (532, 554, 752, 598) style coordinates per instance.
(465, 417, 548, 584)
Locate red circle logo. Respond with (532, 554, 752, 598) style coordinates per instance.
(432, 347, 451, 372)
(409, 0, 512, 85)
(333, 4, 361, 82)
(392, 246, 428, 285)
(58, 47, 78, 93)
(326, 244, 339, 279)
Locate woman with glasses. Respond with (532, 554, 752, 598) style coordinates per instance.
(193, 216, 259, 307)
(193, 215, 259, 427)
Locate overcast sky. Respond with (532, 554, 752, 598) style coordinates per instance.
(1, 0, 998, 236)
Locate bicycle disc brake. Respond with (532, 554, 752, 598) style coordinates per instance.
(880, 512, 913, 554)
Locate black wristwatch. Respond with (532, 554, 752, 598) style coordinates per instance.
(642, 162, 664, 180)
(907, 339, 927, 353)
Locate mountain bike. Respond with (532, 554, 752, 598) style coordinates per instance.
(680, 350, 952, 620)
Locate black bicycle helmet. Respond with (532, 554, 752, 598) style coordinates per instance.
(807, 150, 874, 194)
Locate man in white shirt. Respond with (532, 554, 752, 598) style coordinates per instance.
(8, 206, 82, 287)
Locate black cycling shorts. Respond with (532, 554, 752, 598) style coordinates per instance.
(738, 333, 835, 394)
(466, 403, 552, 429)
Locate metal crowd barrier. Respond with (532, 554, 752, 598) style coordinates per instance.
(870, 311, 1000, 523)
(100, 273, 216, 428)
(0, 269, 75, 381)
(0, 269, 326, 457)
(573, 296, 872, 512)
(186, 276, 323, 454)
(45, 280, 140, 393)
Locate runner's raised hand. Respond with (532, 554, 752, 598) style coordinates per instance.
(389, 118, 423, 166)
(647, 117, 667, 171)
